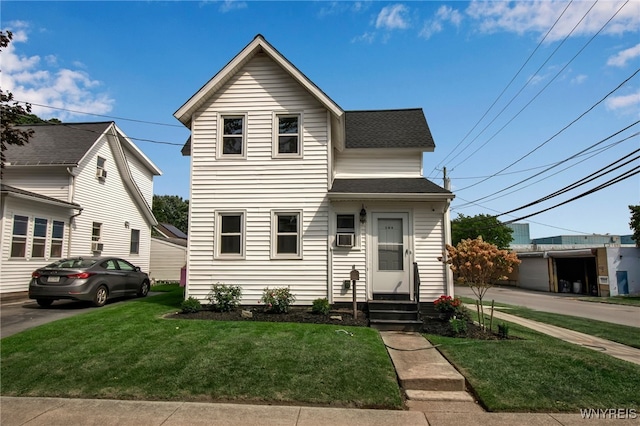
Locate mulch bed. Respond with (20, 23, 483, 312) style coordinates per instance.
(170, 306, 370, 327)
(422, 315, 516, 340)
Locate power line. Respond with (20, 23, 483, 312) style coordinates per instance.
(497, 148, 640, 217)
(504, 167, 640, 224)
(456, 121, 639, 208)
(14, 100, 184, 128)
(449, 0, 631, 174)
(456, 131, 638, 207)
(427, 0, 576, 178)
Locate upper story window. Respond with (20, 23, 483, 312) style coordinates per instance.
(10, 215, 28, 258)
(96, 156, 107, 180)
(274, 113, 302, 158)
(218, 115, 247, 159)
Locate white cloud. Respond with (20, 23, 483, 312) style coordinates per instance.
(351, 32, 376, 44)
(571, 74, 588, 85)
(466, 0, 640, 42)
(607, 43, 640, 67)
(376, 4, 410, 30)
(218, 0, 247, 13)
(420, 5, 463, 40)
(318, 1, 370, 18)
(1, 25, 114, 120)
(605, 90, 640, 112)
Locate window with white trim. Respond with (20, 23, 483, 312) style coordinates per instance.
(218, 115, 246, 158)
(96, 156, 107, 180)
(31, 218, 48, 258)
(271, 210, 302, 259)
(10, 215, 28, 258)
(50, 220, 64, 258)
(336, 214, 357, 248)
(273, 113, 302, 157)
(216, 212, 245, 258)
(130, 229, 140, 254)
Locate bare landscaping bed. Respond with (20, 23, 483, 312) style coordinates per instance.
(171, 306, 370, 327)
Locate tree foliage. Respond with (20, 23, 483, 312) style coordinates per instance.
(442, 237, 520, 330)
(451, 213, 514, 249)
(630, 205, 640, 247)
(1, 31, 34, 172)
(152, 195, 189, 233)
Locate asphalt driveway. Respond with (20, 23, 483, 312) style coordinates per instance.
(454, 285, 640, 328)
(0, 293, 160, 339)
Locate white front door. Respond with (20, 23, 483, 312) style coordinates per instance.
(372, 212, 411, 295)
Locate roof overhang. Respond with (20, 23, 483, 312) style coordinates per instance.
(1, 185, 82, 210)
(174, 34, 344, 128)
(328, 192, 454, 201)
(543, 249, 597, 258)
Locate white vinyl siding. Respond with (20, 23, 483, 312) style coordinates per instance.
(70, 131, 152, 272)
(0, 198, 73, 293)
(334, 148, 422, 178)
(1, 168, 71, 202)
(149, 238, 187, 282)
(187, 52, 329, 304)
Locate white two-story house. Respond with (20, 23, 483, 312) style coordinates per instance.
(1, 122, 162, 294)
(175, 35, 454, 314)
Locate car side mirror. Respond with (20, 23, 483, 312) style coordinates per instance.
(135, 267, 141, 272)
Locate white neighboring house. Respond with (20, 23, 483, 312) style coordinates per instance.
(1, 121, 162, 294)
(174, 35, 455, 315)
(150, 223, 188, 282)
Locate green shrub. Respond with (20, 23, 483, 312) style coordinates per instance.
(207, 283, 242, 312)
(181, 297, 202, 313)
(449, 316, 468, 335)
(260, 287, 296, 313)
(311, 298, 331, 315)
(498, 322, 510, 339)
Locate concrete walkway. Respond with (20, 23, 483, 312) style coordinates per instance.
(490, 309, 640, 365)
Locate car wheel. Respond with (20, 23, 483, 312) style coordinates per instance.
(137, 280, 150, 297)
(93, 285, 108, 307)
(36, 299, 54, 307)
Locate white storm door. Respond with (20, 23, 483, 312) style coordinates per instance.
(372, 213, 410, 294)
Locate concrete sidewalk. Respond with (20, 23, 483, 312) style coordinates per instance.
(3, 396, 633, 426)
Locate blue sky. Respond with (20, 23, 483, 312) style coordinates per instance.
(2, 1, 639, 239)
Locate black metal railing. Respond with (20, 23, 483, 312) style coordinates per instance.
(413, 262, 420, 311)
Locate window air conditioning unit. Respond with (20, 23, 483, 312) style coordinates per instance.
(96, 168, 107, 180)
(91, 242, 104, 252)
(336, 233, 355, 247)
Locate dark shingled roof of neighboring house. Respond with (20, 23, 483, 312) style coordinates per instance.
(329, 178, 450, 194)
(345, 109, 435, 149)
(5, 122, 113, 166)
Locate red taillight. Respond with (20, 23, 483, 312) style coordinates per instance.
(67, 272, 93, 279)
(32, 272, 41, 279)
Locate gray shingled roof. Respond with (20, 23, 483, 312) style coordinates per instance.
(5, 122, 112, 166)
(329, 178, 450, 194)
(1, 184, 82, 209)
(345, 109, 435, 149)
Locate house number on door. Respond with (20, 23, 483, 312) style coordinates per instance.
(385, 226, 395, 230)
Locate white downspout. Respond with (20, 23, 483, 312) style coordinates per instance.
(443, 169, 454, 297)
(66, 167, 82, 257)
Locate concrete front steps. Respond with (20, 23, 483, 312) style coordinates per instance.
(368, 300, 423, 332)
(379, 331, 478, 408)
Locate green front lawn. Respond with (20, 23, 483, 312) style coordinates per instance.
(458, 296, 640, 349)
(428, 323, 640, 412)
(1, 286, 402, 409)
(580, 296, 640, 307)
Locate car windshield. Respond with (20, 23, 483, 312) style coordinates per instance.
(46, 258, 98, 269)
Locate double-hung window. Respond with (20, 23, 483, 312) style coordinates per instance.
(273, 113, 302, 158)
(50, 220, 64, 258)
(10, 215, 29, 258)
(219, 115, 246, 158)
(216, 211, 245, 259)
(130, 229, 140, 254)
(271, 210, 302, 259)
(31, 218, 48, 258)
(336, 214, 356, 248)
